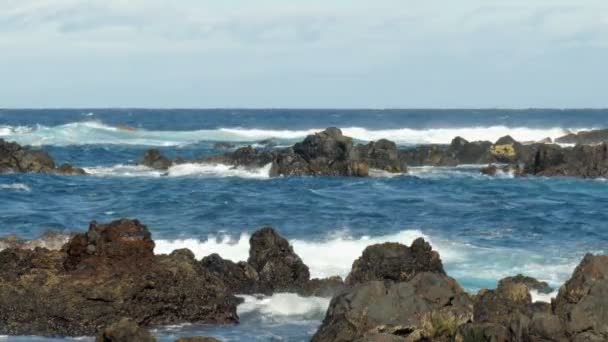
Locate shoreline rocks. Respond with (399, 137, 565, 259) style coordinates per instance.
(3, 220, 608, 341)
(0, 139, 86, 175)
(0, 219, 239, 337)
(134, 127, 608, 179)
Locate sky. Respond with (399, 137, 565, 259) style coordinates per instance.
(1, 0, 607, 108)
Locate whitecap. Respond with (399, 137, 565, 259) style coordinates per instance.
(84, 163, 272, 179)
(154, 228, 579, 291)
(0, 121, 593, 147)
(0, 183, 31, 192)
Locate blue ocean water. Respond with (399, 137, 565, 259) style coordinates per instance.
(2, 109, 608, 341)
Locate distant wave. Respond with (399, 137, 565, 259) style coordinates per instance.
(0, 120, 591, 147)
(153, 229, 578, 288)
(0, 183, 31, 192)
(84, 163, 273, 179)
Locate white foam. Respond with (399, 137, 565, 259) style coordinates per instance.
(0, 121, 592, 146)
(530, 289, 559, 303)
(0, 183, 31, 192)
(84, 163, 272, 179)
(155, 229, 464, 279)
(155, 233, 251, 262)
(168, 163, 271, 179)
(237, 293, 330, 321)
(153, 229, 580, 290)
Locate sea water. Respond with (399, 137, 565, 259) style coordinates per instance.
(1, 109, 608, 341)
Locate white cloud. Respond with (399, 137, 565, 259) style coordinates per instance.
(0, 0, 607, 107)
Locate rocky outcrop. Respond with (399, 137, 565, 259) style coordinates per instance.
(96, 318, 155, 342)
(313, 273, 474, 341)
(0, 219, 239, 337)
(523, 143, 608, 178)
(248, 227, 311, 293)
(201, 253, 258, 294)
(314, 239, 471, 341)
(202, 229, 344, 297)
(313, 236, 608, 342)
(553, 254, 608, 341)
(556, 129, 608, 145)
(0, 139, 86, 175)
(140, 149, 173, 170)
(345, 238, 445, 286)
(145, 128, 405, 177)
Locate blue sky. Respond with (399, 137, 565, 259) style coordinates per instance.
(1, 0, 607, 108)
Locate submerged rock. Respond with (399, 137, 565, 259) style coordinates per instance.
(96, 318, 155, 342)
(0, 139, 86, 175)
(0, 219, 239, 337)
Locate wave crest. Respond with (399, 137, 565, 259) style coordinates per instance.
(0, 121, 588, 146)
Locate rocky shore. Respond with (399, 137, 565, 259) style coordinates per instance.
(4, 126, 608, 179)
(1, 218, 608, 341)
(141, 127, 608, 179)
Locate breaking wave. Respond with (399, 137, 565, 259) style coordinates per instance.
(0, 121, 588, 147)
(84, 163, 272, 179)
(153, 229, 579, 289)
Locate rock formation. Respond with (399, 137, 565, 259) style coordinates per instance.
(0, 139, 86, 175)
(0, 219, 239, 337)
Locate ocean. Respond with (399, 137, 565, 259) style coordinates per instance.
(1, 109, 608, 341)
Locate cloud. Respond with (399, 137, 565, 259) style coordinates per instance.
(0, 0, 607, 107)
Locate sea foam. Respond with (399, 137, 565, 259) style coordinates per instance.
(154, 229, 579, 290)
(0, 183, 31, 192)
(84, 163, 272, 179)
(0, 121, 590, 147)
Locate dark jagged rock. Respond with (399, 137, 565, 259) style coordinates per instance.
(140, 149, 172, 170)
(524, 143, 608, 178)
(196, 128, 406, 177)
(0, 219, 239, 337)
(63, 219, 156, 274)
(201, 253, 258, 294)
(248, 227, 310, 293)
(399, 144, 459, 167)
(201, 229, 342, 297)
(498, 274, 553, 294)
(556, 128, 608, 145)
(447, 137, 493, 164)
(353, 139, 405, 172)
(96, 318, 155, 342)
(312, 273, 473, 342)
(345, 238, 444, 286)
(554, 254, 608, 340)
(0, 139, 86, 175)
